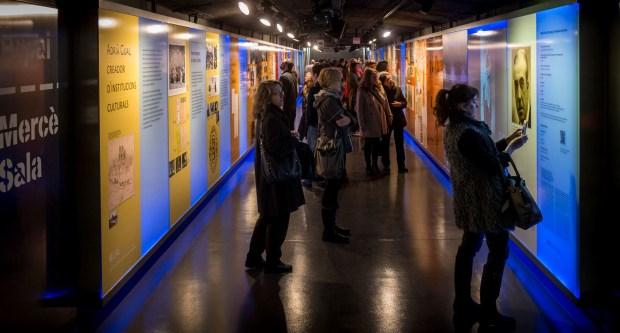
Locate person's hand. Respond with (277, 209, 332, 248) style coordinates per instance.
(507, 134, 528, 155)
(391, 101, 402, 108)
(290, 131, 300, 140)
(506, 129, 523, 143)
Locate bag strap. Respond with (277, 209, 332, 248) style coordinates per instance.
(497, 153, 522, 180)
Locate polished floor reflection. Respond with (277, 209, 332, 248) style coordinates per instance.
(97, 138, 587, 333)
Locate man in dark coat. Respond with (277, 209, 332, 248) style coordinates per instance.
(279, 61, 298, 130)
(379, 72, 408, 173)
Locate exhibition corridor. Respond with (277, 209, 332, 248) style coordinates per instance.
(3, 0, 620, 332)
(95, 140, 589, 333)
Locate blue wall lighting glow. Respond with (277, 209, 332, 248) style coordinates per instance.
(535, 3, 580, 298)
(139, 17, 171, 254)
(238, 38, 249, 154)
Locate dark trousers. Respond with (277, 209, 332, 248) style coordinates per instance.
(393, 126, 406, 169)
(380, 129, 392, 169)
(363, 137, 381, 170)
(321, 178, 342, 230)
(454, 230, 509, 313)
(248, 213, 291, 265)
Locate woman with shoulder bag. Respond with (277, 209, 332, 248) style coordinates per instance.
(436, 84, 528, 331)
(314, 67, 352, 244)
(356, 68, 392, 176)
(246, 80, 305, 274)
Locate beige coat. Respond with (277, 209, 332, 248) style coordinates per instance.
(356, 87, 392, 138)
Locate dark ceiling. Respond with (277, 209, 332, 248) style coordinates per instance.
(137, 0, 538, 49)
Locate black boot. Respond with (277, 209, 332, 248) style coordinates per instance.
(264, 260, 293, 274)
(478, 310, 516, 332)
(322, 229, 350, 243)
(453, 299, 481, 331)
(245, 254, 265, 270)
(334, 225, 351, 236)
(322, 209, 349, 244)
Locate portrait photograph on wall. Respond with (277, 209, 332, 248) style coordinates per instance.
(169, 43, 186, 95)
(511, 46, 532, 127)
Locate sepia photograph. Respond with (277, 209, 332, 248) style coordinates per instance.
(169, 43, 186, 95)
(511, 46, 531, 127)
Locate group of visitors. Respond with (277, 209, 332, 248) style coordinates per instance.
(246, 57, 529, 332)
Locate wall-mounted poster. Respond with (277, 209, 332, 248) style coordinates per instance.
(230, 37, 241, 161)
(413, 40, 428, 145)
(238, 39, 249, 154)
(508, 13, 538, 252)
(426, 36, 445, 166)
(219, 34, 232, 173)
(189, 29, 207, 205)
(511, 46, 532, 127)
(98, 9, 141, 294)
(535, 3, 579, 297)
(139, 17, 170, 254)
(206, 32, 221, 186)
(168, 43, 187, 96)
(400, 43, 407, 94)
(405, 41, 415, 135)
(168, 25, 191, 225)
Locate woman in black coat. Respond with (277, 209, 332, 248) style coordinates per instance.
(436, 84, 528, 331)
(246, 80, 305, 274)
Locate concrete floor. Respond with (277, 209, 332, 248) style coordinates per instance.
(96, 137, 588, 333)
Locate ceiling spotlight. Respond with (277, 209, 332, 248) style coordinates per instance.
(276, 23, 283, 33)
(313, 45, 319, 50)
(293, 38, 299, 42)
(287, 32, 295, 39)
(307, 41, 311, 47)
(238, 2, 250, 15)
(259, 18, 271, 26)
(368, 40, 372, 45)
(382, 31, 391, 38)
(372, 38, 377, 42)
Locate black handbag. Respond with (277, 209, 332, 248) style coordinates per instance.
(499, 155, 543, 230)
(259, 121, 301, 184)
(295, 141, 315, 180)
(314, 133, 345, 179)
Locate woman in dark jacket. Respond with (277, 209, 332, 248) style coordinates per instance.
(314, 67, 352, 243)
(435, 84, 527, 331)
(246, 80, 305, 274)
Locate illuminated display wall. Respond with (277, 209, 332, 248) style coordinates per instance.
(395, 3, 581, 297)
(98, 7, 300, 296)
